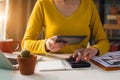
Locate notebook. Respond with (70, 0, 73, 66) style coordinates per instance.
(0, 52, 18, 70)
(91, 51, 120, 71)
(37, 57, 91, 71)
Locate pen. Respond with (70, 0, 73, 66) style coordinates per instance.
(77, 52, 81, 56)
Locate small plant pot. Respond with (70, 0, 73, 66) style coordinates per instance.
(17, 55, 37, 75)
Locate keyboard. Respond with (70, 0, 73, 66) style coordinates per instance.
(65, 58, 91, 68)
(7, 58, 18, 65)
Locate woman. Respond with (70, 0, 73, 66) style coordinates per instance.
(22, 0, 110, 62)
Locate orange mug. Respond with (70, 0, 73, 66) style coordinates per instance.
(0, 39, 20, 53)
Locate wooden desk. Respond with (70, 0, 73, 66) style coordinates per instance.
(0, 52, 120, 80)
(104, 24, 120, 38)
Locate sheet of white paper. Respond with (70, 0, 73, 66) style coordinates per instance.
(37, 60, 66, 71)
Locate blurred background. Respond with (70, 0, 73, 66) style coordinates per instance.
(0, 0, 36, 41)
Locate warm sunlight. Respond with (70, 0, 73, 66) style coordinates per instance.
(4, 0, 9, 39)
(0, 14, 4, 20)
(0, 0, 8, 40)
(0, 14, 5, 40)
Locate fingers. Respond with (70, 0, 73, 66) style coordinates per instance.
(45, 36, 67, 52)
(71, 48, 85, 62)
(71, 48, 98, 62)
(81, 49, 90, 61)
(72, 48, 84, 58)
(75, 52, 83, 62)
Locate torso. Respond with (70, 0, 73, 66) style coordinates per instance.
(53, 0, 81, 17)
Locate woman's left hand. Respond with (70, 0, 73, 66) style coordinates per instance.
(71, 47, 99, 62)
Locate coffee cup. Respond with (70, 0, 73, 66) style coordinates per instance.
(0, 39, 20, 53)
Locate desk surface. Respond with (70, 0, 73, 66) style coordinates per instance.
(0, 52, 120, 80)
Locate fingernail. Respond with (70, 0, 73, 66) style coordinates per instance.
(84, 57, 88, 61)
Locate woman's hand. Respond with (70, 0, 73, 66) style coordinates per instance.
(71, 47, 99, 62)
(45, 36, 67, 52)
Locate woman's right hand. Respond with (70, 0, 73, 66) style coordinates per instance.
(45, 36, 67, 52)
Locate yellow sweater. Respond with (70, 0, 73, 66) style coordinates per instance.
(22, 0, 110, 55)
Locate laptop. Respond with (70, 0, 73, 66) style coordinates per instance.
(0, 52, 19, 70)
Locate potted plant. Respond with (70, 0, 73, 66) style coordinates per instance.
(17, 50, 37, 75)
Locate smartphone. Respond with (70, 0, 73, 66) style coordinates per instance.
(56, 35, 87, 45)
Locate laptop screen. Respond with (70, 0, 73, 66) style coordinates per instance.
(7, 58, 18, 65)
